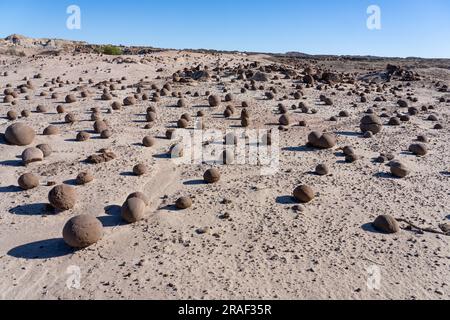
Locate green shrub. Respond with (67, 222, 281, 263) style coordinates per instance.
(100, 45, 123, 55)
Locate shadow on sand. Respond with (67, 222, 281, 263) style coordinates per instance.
(8, 238, 73, 259)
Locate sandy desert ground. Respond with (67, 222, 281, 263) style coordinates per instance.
(0, 36, 449, 300)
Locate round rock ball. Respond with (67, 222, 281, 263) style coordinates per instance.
(48, 184, 77, 211)
(76, 131, 90, 142)
(176, 197, 192, 210)
(121, 197, 146, 223)
(308, 131, 322, 145)
(18, 173, 39, 190)
(43, 125, 60, 136)
(5, 123, 35, 146)
(316, 133, 336, 149)
(360, 115, 382, 135)
(63, 215, 103, 249)
(279, 114, 291, 126)
(177, 118, 189, 129)
(133, 164, 148, 176)
(100, 129, 112, 139)
(126, 192, 149, 206)
(315, 164, 329, 176)
(76, 171, 94, 185)
(372, 215, 400, 234)
(93, 120, 108, 134)
(143, 136, 155, 147)
(293, 185, 315, 203)
(22, 147, 44, 165)
(208, 95, 220, 107)
(65, 112, 77, 123)
(390, 161, 410, 178)
(409, 143, 427, 156)
(36, 144, 52, 158)
(65, 94, 77, 103)
(204, 168, 221, 183)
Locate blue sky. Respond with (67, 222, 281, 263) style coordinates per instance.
(0, 0, 449, 58)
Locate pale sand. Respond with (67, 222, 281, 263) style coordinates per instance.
(0, 47, 449, 300)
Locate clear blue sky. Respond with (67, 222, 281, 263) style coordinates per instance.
(1, 0, 449, 58)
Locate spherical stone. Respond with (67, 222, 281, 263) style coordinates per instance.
(121, 197, 146, 223)
(177, 118, 189, 129)
(177, 98, 188, 108)
(181, 113, 191, 122)
(343, 146, 355, 156)
(345, 153, 360, 163)
(409, 143, 427, 156)
(225, 93, 234, 102)
(169, 143, 184, 158)
(133, 164, 148, 176)
(36, 105, 48, 113)
(63, 215, 103, 248)
(308, 131, 322, 145)
(56, 105, 65, 113)
(5, 123, 35, 146)
(126, 192, 149, 206)
(65, 112, 77, 123)
(360, 115, 382, 134)
(241, 117, 251, 127)
(22, 147, 44, 165)
(400, 114, 410, 122)
(241, 109, 250, 119)
(208, 95, 220, 107)
(363, 131, 373, 138)
(315, 164, 329, 176)
(293, 185, 315, 203)
(389, 161, 410, 178)
(123, 96, 136, 106)
(7, 110, 17, 120)
(372, 215, 400, 234)
(76, 171, 94, 185)
(397, 100, 408, 108)
(279, 114, 291, 126)
(388, 117, 401, 126)
(310, 133, 336, 149)
(18, 173, 39, 190)
(76, 131, 90, 142)
(65, 94, 77, 103)
(48, 184, 77, 210)
(43, 125, 60, 136)
(417, 135, 428, 143)
(146, 112, 157, 122)
(204, 168, 220, 183)
(142, 136, 155, 147)
(36, 144, 52, 157)
(100, 129, 112, 139)
(93, 120, 108, 134)
(176, 197, 192, 210)
(166, 129, 176, 140)
(224, 109, 233, 118)
(21, 110, 31, 118)
(111, 101, 122, 110)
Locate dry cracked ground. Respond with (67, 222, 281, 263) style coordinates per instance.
(0, 48, 449, 300)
